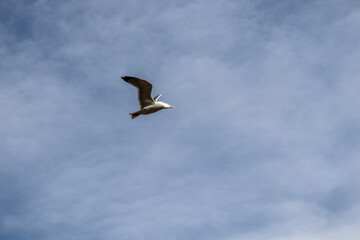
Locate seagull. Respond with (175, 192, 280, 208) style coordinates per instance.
(121, 76, 174, 119)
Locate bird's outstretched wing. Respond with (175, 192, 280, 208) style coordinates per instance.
(122, 76, 154, 108)
(153, 94, 161, 102)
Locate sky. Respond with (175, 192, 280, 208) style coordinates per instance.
(1, 0, 360, 239)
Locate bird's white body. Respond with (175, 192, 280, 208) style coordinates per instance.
(131, 101, 173, 117)
(121, 76, 174, 119)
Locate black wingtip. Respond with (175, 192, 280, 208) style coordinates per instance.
(121, 76, 129, 82)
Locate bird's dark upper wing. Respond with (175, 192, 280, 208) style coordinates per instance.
(122, 76, 154, 108)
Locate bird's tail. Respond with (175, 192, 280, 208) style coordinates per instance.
(129, 111, 140, 119)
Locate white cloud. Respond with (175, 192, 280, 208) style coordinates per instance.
(1, 0, 360, 239)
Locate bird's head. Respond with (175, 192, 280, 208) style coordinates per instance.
(165, 103, 175, 109)
(159, 102, 175, 109)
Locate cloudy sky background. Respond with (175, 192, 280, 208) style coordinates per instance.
(1, 0, 360, 239)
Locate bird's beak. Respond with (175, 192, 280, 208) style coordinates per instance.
(170, 106, 175, 109)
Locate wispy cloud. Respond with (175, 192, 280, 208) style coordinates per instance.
(1, 0, 360, 239)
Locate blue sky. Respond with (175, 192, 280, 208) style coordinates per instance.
(1, 0, 360, 239)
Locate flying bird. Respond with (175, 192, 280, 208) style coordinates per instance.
(121, 76, 174, 119)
